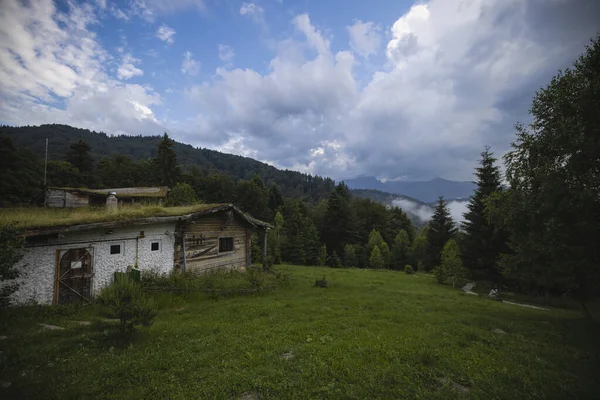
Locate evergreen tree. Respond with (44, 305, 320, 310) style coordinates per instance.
(322, 183, 355, 255)
(327, 251, 343, 268)
(488, 37, 600, 314)
(461, 147, 507, 282)
(268, 184, 284, 212)
(426, 197, 456, 270)
(369, 245, 384, 269)
(66, 139, 93, 174)
(154, 133, 180, 187)
(236, 174, 270, 220)
(391, 230, 411, 270)
(166, 183, 197, 206)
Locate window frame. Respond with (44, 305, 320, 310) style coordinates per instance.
(109, 243, 122, 255)
(218, 237, 234, 253)
(150, 241, 160, 252)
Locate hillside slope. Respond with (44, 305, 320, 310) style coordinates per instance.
(0, 124, 334, 201)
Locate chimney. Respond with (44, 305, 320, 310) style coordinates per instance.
(106, 191, 118, 213)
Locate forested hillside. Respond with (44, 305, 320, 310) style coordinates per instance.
(0, 124, 335, 202)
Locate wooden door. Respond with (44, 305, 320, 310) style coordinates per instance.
(56, 248, 93, 304)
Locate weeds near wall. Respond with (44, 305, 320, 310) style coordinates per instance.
(96, 280, 156, 333)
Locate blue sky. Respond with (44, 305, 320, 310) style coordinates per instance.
(1, 0, 599, 181)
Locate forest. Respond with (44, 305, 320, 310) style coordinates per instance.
(1, 36, 598, 314)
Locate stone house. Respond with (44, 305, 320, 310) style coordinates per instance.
(9, 204, 271, 305)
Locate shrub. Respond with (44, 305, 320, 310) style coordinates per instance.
(97, 279, 156, 333)
(165, 183, 198, 206)
(404, 265, 414, 274)
(435, 239, 467, 287)
(0, 223, 24, 307)
(369, 245, 384, 269)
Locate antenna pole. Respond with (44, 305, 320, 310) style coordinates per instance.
(43, 138, 48, 207)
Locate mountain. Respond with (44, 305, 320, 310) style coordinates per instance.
(351, 188, 469, 228)
(0, 124, 335, 202)
(345, 176, 476, 203)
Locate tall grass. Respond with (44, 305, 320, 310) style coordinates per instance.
(0, 203, 220, 229)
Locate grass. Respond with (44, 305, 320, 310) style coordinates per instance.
(0, 203, 224, 230)
(1, 265, 599, 399)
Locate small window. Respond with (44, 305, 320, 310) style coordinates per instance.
(219, 237, 234, 252)
(151, 242, 160, 251)
(110, 244, 121, 255)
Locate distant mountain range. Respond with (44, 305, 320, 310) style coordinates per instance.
(345, 176, 476, 203)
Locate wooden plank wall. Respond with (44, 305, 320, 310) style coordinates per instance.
(46, 189, 89, 208)
(175, 211, 250, 272)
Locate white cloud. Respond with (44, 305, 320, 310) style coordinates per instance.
(293, 14, 330, 56)
(117, 54, 143, 80)
(347, 20, 381, 58)
(218, 44, 235, 63)
(181, 51, 200, 76)
(392, 198, 468, 223)
(240, 2, 264, 23)
(96, 0, 107, 9)
(156, 24, 176, 45)
(0, 0, 163, 135)
(181, 0, 598, 181)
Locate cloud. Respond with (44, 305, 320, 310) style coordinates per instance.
(181, 51, 200, 76)
(0, 0, 163, 135)
(117, 54, 144, 80)
(218, 44, 235, 63)
(156, 24, 176, 45)
(347, 20, 381, 58)
(392, 198, 468, 223)
(183, 0, 598, 182)
(240, 2, 264, 23)
(293, 14, 330, 56)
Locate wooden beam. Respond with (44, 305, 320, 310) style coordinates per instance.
(262, 229, 268, 271)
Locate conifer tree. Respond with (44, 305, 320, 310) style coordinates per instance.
(154, 133, 180, 187)
(461, 147, 507, 282)
(391, 230, 411, 270)
(66, 139, 93, 174)
(426, 197, 456, 270)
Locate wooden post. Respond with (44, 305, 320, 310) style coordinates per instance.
(262, 228, 268, 271)
(182, 234, 187, 273)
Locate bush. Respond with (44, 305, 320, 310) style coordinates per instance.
(0, 223, 23, 307)
(97, 280, 156, 333)
(165, 183, 198, 206)
(435, 239, 467, 287)
(404, 265, 414, 274)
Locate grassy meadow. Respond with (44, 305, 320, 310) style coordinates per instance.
(1, 265, 598, 399)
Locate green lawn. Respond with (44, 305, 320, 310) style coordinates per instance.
(1, 266, 599, 399)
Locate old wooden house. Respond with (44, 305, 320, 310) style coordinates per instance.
(46, 186, 169, 208)
(8, 204, 271, 305)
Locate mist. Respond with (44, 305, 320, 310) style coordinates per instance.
(391, 198, 469, 224)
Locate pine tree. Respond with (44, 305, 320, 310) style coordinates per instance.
(317, 244, 327, 266)
(322, 183, 355, 255)
(369, 245, 384, 269)
(154, 133, 180, 187)
(461, 147, 507, 282)
(66, 139, 93, 174)
(426, 197, 456, 270)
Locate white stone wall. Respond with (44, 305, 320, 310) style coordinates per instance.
(8, 222, 177, 305)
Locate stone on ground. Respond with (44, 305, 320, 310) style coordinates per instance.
(461, 283, 478, 296)
(281, 351, 294, 360)
(492, 328, 507, 334)
(39, 323, 64, 331)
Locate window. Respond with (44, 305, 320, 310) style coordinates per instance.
(110, 244, 121, 255)
(219, 237, 234, 252)
(151, 242, 160, 251)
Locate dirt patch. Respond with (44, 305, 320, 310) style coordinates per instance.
(238, 391, 259, 400)
(491, 328, 507, 334)
(281, 351, 294, 361)
(437, 377, 470, 395)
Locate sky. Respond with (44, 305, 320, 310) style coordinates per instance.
(1, 0, 598, 182)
